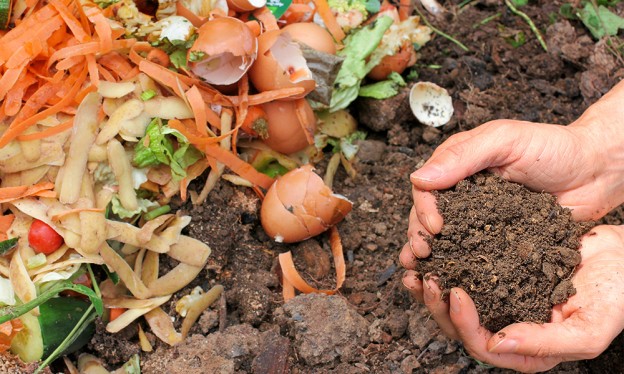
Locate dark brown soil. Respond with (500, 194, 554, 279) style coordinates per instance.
(416, 172, 593, 332)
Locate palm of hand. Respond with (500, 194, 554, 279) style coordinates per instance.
(464, 225, 624, 372)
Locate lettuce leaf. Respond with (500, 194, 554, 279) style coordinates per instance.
(329, 16, 394, 112)
(111, 195, 159, 219)
(133, 118, 203, 181)
(358, 71, 406, 99)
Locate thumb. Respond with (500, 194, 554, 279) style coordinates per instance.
(487, 317, 610, 360)
(410, 121, 522, 190)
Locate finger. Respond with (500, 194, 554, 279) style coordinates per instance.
(449, 288, 561, 372)
(413, 187, 443, 235)
(487, 316, 614, 360)
(402, 270, 424, 303)
(399, 241, 417, 269)
(407, 206, 434, 258)
(410, 120, 524, 190)
(423, 276, 458, 339)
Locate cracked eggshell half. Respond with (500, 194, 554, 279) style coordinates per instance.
(409, 82, 453, 127)
(281, 22, 336, 55)
(188, 17, 258, 86)
(260, 165, 353, 243)
(261, 98, 316, 155)
(248, 30, 316, 99)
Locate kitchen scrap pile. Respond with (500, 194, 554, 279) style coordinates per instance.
(0, 0, 432, 371)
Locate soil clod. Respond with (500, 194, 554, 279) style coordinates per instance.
(416, 172, 594, 332)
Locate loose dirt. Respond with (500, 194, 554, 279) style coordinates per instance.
(416, 172, 593, 332)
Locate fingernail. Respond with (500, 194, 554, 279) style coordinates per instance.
(409, 237, 419, 258)
(423, 215, 434, 233)
(423, 279, 434, 302)
(450, 290, 461, 314)
(412, 166, 443, 183)
(489, 338, 518, 354)
(402, 272, 414, 290)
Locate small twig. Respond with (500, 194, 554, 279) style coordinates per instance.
(504, 0, 548, 52)
(473, 12, 501, 29)
(218, 291, 227, 332)
(414, 6, 470, 52)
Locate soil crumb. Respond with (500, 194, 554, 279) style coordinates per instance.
(416, 172, 594, 332)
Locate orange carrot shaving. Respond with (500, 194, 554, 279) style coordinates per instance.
(253, 7, 279, 31)
(3, 72, 37, 116)
(51, 208, 105, 221)
(16, 119, 73, 141)
(0, 320, 23, 353)
(311, 0, 345, 42)
(0, 214, 15, 241)
(86, 54, 100, 87)
(240, 105, 268, 137)
(49, 0, 90, 42)
(0, 182, 56, 204)
(398, 0, 412, 21)
(0, 65, 87, 147)
(146, 48, 170, 68)
(4, 16, 65, 69)
(295, 98, 315, 145)
(186, 86, 208, 136)
(226, 87, 306, 106)
(138, 60, 189, 98)
(98, 52, 136, 80)
(0, 62, 28, 102)
(85, 5, 113, 52)
(278, 226, 346, 297)
(108, 308, 126, 322)
(203, 144, 275, 189)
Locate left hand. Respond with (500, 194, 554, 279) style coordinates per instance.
(402, 225, 624, 373)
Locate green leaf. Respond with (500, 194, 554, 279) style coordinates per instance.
(330, 16, 394, 112)
(510, 0, 528, 6)
(358, 71, 406, 99)
(504, 30, 526, 48)
(578, 3, 624, 39)
(0, 237, 18, 256)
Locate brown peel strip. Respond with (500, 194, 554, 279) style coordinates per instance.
(144, 306, 183, 346)
(180, 285, 224, 339)
(278, 226, 345, 296)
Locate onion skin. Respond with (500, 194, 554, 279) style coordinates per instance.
(261, 165, 352, 243)
(261, 99, 316, 155)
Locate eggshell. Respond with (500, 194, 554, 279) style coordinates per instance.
(281, 23, 336, 55)
(226, 0, 266, 12)
(248, 30, 315, 98)
(367, 42, 416, 81)
(409, 82, 454, 127)
(188, 17, 257, 86)
(261, 99, 316, 155)
(260, 165, 353, 243)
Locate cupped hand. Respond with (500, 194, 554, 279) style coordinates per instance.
(402, 225, 624, 372)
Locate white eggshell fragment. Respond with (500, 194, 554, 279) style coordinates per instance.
(409, 82, 453, 127)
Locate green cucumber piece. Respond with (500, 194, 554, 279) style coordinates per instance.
(0, 0, 12, 29)
(10, 297, 95, 363)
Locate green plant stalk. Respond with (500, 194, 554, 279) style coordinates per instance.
(504, 0, 548, 51)
(0, 281, 103, 324)
(414, 6, 470, 52)
(35, 304, 97, 373)
(87, 264, 102, 299)
(473, 12, 501, 28)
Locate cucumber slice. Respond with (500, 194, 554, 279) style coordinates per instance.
(10, 297, 96, 363)
(0, 0, 12, 29)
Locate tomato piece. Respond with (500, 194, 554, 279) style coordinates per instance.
(28, 219, 64, 254)
(61, 273, 93, 298)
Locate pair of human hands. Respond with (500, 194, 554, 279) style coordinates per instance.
(401, 81, 624, 372)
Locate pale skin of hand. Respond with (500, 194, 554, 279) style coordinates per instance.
(400, 80, 624, 372)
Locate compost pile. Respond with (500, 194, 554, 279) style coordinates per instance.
(416, 172, 594, 332)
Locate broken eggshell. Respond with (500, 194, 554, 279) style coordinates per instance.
(226, 0, 266, 12)
(409, 82, 453, 127)
(281, 22, 336, 55)
(248, 30, 316, 99)
(261, 165, 353, 243)
(187, 17, 258, 86)
(261, 98, 316, 155)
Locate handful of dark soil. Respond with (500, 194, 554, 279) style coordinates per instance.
(416, 172, 594, 332)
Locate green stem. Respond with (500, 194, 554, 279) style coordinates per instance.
(473, 13, 501, 29)
(143, 204, 171, 221)
(414, 6, 470, 52)
(504, 0, 548, 52)
(35, 304, 97, 373)
(0, 281, 102, 324)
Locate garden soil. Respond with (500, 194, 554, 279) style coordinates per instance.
(6, 0, 624, 373)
